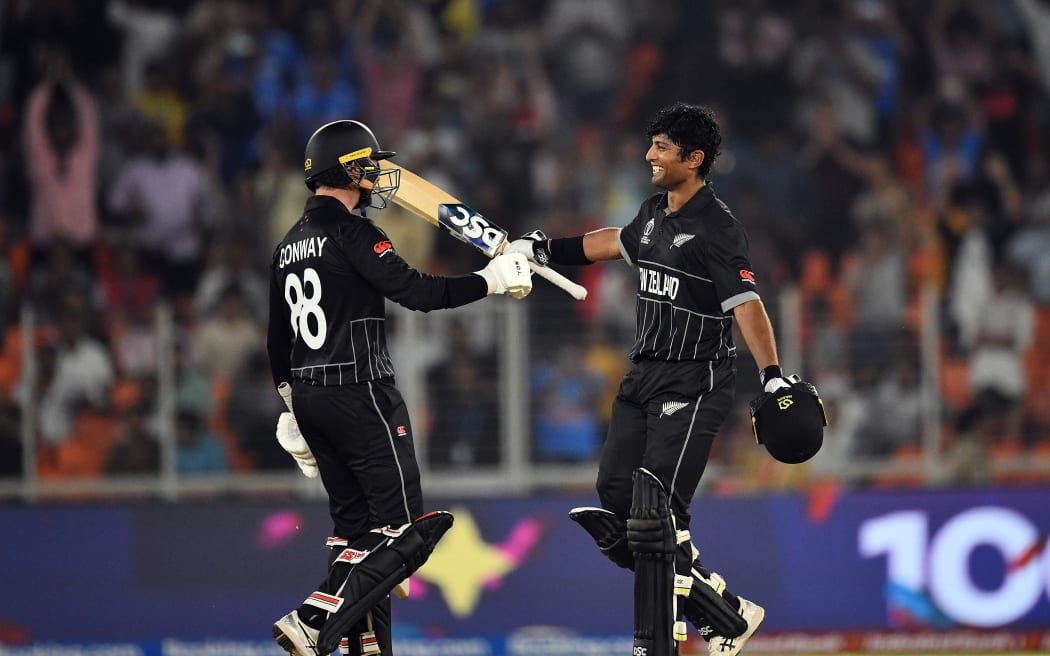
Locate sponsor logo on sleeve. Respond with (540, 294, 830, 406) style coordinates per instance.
(374, 240, 393, 256)
(739, 269, 755, 284)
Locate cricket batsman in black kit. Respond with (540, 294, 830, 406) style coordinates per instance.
(508, 102, 825, 656)
(267, 119, 533, 656)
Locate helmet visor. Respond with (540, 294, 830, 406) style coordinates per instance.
(338, 148, 400, 210)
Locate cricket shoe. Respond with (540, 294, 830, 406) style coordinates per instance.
(273, 611, 320, 656)
(707, 597, 764, 656)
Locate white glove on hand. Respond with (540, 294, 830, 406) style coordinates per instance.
(276, 412, 319, 478)
(759, 365, 793, 394)
(504, 230, 551, 266)
(276, 383, 319, 478)
(477, 252, 533, 299)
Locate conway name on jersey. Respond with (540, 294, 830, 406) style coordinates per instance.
(268, 195, 486, 387)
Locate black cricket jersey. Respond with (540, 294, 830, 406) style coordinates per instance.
(267, 195, 487, 387)
(617, 185, 759, 363)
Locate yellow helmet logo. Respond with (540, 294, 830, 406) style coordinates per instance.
(338, 147, 374, 165)
(777, 395, 794, 411)
(304, 158, 312, 171)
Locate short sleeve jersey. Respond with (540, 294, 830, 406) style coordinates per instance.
(267, 195, 485, 387)
(617, 185, 759, 363)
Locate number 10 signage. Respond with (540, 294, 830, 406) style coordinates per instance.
(860, 506, 1049, 627)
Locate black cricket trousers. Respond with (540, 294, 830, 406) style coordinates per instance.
(292, 379, 423, 539)
(597, 357, 736, 529)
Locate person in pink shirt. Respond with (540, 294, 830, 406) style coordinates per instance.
(22, 55, 100, 260)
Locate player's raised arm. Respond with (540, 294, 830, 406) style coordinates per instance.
(505, 226, 624, 265)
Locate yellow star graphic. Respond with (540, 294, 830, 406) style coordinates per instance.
(414, 506, 516, 617)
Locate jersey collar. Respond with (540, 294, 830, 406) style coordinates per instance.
(305, 194, 367, 220)
(662, 183, 716, 218)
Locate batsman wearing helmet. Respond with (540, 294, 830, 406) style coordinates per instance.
(508, 102, 825, 656)
(267, 120, 533, 656)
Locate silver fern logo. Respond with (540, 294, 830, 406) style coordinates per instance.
(660, 401, 688, 417)
(672, 233, 695, 248)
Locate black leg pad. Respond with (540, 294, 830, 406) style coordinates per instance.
(627, 468, 677, 656)
(568, 506, 635, 570)
(316, 511, 453, 654)
(685, 566, 748, 638)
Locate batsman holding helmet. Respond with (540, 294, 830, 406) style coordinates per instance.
(267, 119, 533, 656)
(508, 102, 825, 656)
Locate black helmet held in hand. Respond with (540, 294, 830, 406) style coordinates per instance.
(303, 120, 399, 210)
(749, 376, 827, 464)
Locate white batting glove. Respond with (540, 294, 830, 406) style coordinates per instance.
(504, 230, 551, 267)
(477, 252, 533, 299)
(276, 383, 319, 478)
(759, 365, 793, 394)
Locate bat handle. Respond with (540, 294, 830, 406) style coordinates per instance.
(278, 382, 294, 412)
(530, 262, 588, 300)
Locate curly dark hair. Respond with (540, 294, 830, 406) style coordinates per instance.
(645, 102, 722, 178)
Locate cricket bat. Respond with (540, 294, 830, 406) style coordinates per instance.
(378, 159, 588, 300)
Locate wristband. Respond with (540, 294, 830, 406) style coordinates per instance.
(548, 236, 592, 265)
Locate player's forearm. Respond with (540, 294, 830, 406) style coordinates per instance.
(582, 228, 623, 261)
(733, 299, 779, 370)
(389, 273, 488, 312)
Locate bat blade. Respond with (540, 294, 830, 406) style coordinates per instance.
(436, 204, 508, 258)
(380, 160, 588, 300)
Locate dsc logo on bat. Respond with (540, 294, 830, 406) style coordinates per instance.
(438, 204, 507, 258)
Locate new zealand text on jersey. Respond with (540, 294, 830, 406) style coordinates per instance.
(278, 236, 328, 269)
(639, 267, 679, 300)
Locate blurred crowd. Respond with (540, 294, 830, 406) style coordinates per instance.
(2, 0, 1050, 490)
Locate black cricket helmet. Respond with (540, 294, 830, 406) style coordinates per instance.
(303, 120, 400, 209)
(749, 376, 828, 464)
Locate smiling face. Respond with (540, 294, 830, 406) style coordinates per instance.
(646, 134, 704, 190)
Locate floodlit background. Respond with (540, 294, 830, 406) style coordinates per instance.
(1, 0, 1050, 654)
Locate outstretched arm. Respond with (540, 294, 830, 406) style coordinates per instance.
(581, 228, 625, 262)
(733, 299, 780, 374)
(507, 226, 625, 264)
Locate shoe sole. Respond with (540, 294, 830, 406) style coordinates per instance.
(742, 604, 765, 641)
(273, 624, 310, 656)
(731, 604, 765, 655)
(709, 603, 765, 656)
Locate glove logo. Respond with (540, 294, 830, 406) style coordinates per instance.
(777, 395, 794, 410)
